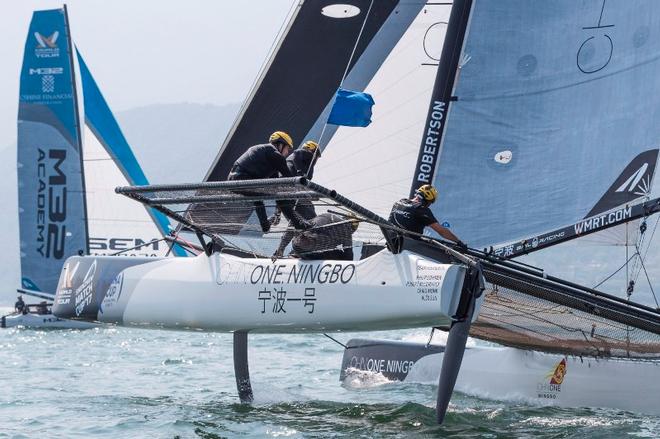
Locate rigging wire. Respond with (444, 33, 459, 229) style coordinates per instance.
(323, 333, 347, 349)
(306, 0, 376, 178)
(592, 251, 639, 290)
(635, 242, 660, 309)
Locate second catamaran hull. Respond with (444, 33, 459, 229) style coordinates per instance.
(342, 340, 660, 415)
(52, 250, 470, 333)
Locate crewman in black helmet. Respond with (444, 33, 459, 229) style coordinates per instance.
(389, 184, 467, 249)
(227, 131, 309, 232)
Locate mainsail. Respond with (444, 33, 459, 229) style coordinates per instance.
(399, 0, 660, 360)
(18, 8, 87, 293)
(17, 8, 183, 295)
(423, 0, 660, 249)
(206, 0, 451, 216)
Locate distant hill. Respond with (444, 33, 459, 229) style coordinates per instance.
(0, 102, 239, 304)
(116, 102, 240, 183)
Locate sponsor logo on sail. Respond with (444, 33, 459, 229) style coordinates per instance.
(36, 148, 68, 259)
(89, 237, 161, 256)
(34, 31, 60, 58)
(536, 358, 567, 399)
(574, 205, 632, 235)
(615, 163, 651, 196)
(415, 101, 445, 185)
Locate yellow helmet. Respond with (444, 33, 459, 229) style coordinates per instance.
(302, 140, 321, 157)
(415, 184, 438, 204)
(269, 131, 293, 148)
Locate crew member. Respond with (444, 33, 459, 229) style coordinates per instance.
(287, 140, 321, 179)
(227, 131, 308, 232)
(389, 184, 467, 249)
(291, 212, 359, 261)
(271, 140, 322, 259)
(14, 295, 25, 314)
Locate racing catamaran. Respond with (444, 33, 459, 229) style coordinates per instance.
(5, 6, 185, 329)
(51, 0, 660, 422)
(333, 0, 660, 414)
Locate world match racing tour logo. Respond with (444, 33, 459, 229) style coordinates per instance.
(34, 31, 60, 58)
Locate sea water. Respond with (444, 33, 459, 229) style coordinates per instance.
(1, 310, 658, 438)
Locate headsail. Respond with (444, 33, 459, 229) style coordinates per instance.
(76, 51, 184, 257)
(17, 8, 87, 293)
(423, 0, 660, 248)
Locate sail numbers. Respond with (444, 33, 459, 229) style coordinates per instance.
(577, 0, 614, 74)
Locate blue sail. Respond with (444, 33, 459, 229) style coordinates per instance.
(17, 8, 87, 293)
(427, 0, 660, 248)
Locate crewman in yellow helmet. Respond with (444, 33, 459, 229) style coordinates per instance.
(271, 140, 322, 260)
(389, 184, 467, 249)
(227, 131, 309, 232)
(287, 140, 321, 179)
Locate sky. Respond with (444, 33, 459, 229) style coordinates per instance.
(1, 0, 295, 149)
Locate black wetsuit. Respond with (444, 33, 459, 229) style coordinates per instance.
(389, 198, 438, 234)
(227, 144, 308, 231)
(15, 298, 25, 314)
(273, 149, 319, 257)
(292, 213, 354, 260)
(228, 144, 292, 179)
(286, 148, 317, 179)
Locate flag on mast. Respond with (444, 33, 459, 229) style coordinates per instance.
(327, 88, 374, 127)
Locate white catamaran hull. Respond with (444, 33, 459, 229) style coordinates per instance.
(53, 250, 472, 333)
(1, 312, 96, 329)
(402, 346, 660, 415)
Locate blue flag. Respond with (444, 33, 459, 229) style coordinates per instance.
(327, 88, 374, 127)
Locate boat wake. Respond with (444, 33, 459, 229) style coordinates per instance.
(341, 367, 394, 389)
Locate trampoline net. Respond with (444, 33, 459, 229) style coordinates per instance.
(472, 265, 660, 359)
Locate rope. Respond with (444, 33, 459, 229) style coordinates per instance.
(592, 251, 639, 290)
(306, 0, 375, 177)
(323, 333, 347, 349)
(636, 243, 660, 309)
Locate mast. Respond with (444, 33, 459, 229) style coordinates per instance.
(409, 0, 474, 195)
(63, 4, 90, 254)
